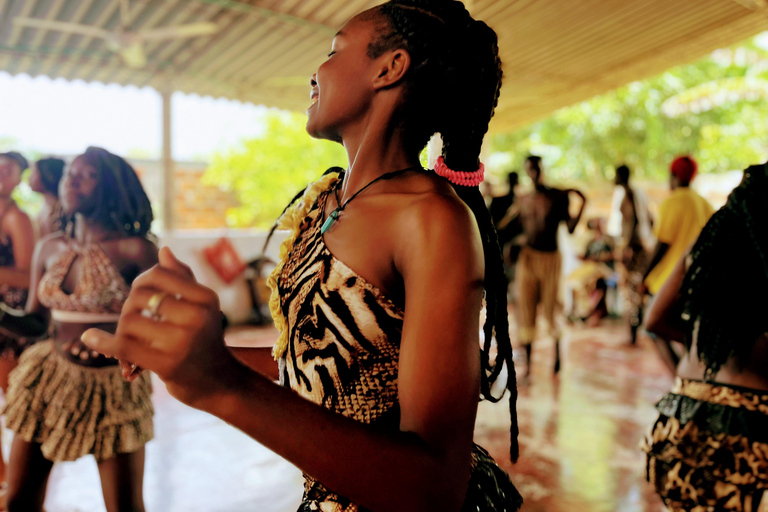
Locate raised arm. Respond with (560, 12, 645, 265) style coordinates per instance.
(83, 195, 486, 512)
(565, 189, 587, 234)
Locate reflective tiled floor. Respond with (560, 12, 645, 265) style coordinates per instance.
(476, 319, 672, 512)
(32, 318, 671, 512)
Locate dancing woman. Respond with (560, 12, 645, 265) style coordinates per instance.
(84, 2, 522, 511)
(2, 147, 157, 512)
(0, 151, 35, 497)
(643, 162, 768, 512)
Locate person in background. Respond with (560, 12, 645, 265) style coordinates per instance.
(490, 171, 518, 226)
(640, 156, 713, 298)
(610, 164, 653, 345)
(566, 217, 613, 326)
(642, 162, 768, 512)
(502, 155, 587, 379)
(1, 147, 157, 512)
(490, 171, 521, 300)
(0, 151, 35, 502)
(29, 157, 65, 239)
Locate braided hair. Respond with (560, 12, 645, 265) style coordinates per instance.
(269, 1, 518, 461)
(367, 1, 518, 461)
(680, 162, 768, 378)
(63, 147, 154, 237)
(35, 158, 65, 197)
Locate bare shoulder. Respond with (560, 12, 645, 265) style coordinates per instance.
(35, 232, 68, 262)
(545, 186, 568, 198)
(2, 204, 33, 230)
(398, 174, 478, 240)
(105, 236, 159, 272)
(392, 174, 482, 274)
(38, 232, 67, 252)
(117, 236, 158, 258)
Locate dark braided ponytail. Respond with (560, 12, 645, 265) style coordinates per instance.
(62, 147, 154, 237)
(370, 1, 519, 461)
(680, 162, 768, 378)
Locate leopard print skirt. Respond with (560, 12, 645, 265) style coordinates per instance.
(642, 378, 768, 512)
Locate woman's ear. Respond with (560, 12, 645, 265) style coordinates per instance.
(372, 48, 411, 90)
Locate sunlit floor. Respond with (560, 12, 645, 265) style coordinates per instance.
(477, 318, 672, 512)
(28, 317, 672, 512)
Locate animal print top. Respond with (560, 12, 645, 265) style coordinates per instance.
(276, 178, 522, 512)
(277, 185, 404, 426)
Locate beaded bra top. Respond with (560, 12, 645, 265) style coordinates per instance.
(38, 244, 130, 315)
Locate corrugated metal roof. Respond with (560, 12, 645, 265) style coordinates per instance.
(1, 0, 767, 132)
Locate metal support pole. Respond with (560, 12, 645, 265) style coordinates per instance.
(161, 88, 174, 232)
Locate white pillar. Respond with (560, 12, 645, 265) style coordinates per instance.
(161, 88, 174, 232)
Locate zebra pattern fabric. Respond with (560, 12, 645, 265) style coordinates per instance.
(276, 174, 522, 512)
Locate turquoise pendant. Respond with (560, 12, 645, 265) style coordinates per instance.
(321, 210, 340, 234)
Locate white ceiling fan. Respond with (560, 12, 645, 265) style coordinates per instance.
(13, 0, 220, 69)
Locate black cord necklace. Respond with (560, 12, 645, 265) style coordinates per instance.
(321, 166, 422, 234)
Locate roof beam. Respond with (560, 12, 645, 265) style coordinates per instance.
(169, 15, 266, 83)
(14, 0, 67, 74)
(231, 25, 326, 87)
(93, 0, 201, 83)
(191, 0, 336, 35)
(31, 0, 99, 78)
(103, 0, 184, 83)
(0, 0, 37, 70)
(175, 14, 279, 80)
(175, 11, 269, 77)
(54, 0, 120, 80)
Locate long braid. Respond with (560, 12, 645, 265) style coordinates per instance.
(61, 147, 154, 237)
(373, 0, 519, 461)
(680, 162, 768, 377)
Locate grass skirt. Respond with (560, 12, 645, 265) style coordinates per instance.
(4, 340, 154, 462)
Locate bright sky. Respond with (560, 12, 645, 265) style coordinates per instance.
(0, 71, 272, 162)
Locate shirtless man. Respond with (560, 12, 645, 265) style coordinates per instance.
(504, 156, 586, 379)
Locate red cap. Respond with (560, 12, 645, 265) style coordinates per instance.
(670, 156, 697, 184)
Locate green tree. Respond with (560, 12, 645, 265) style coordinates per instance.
(490, 35, 768, 183)
(203, 110, 347, 228)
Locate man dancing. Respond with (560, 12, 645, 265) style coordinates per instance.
(502, 156, 586, 380)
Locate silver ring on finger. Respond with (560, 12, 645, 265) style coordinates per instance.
(142, 291, 168, 321)
(140, 292, 184, 322)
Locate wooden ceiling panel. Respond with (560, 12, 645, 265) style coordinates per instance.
(0, 0, 766, 132)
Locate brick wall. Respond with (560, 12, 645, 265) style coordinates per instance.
(131, 159, 240, 231)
